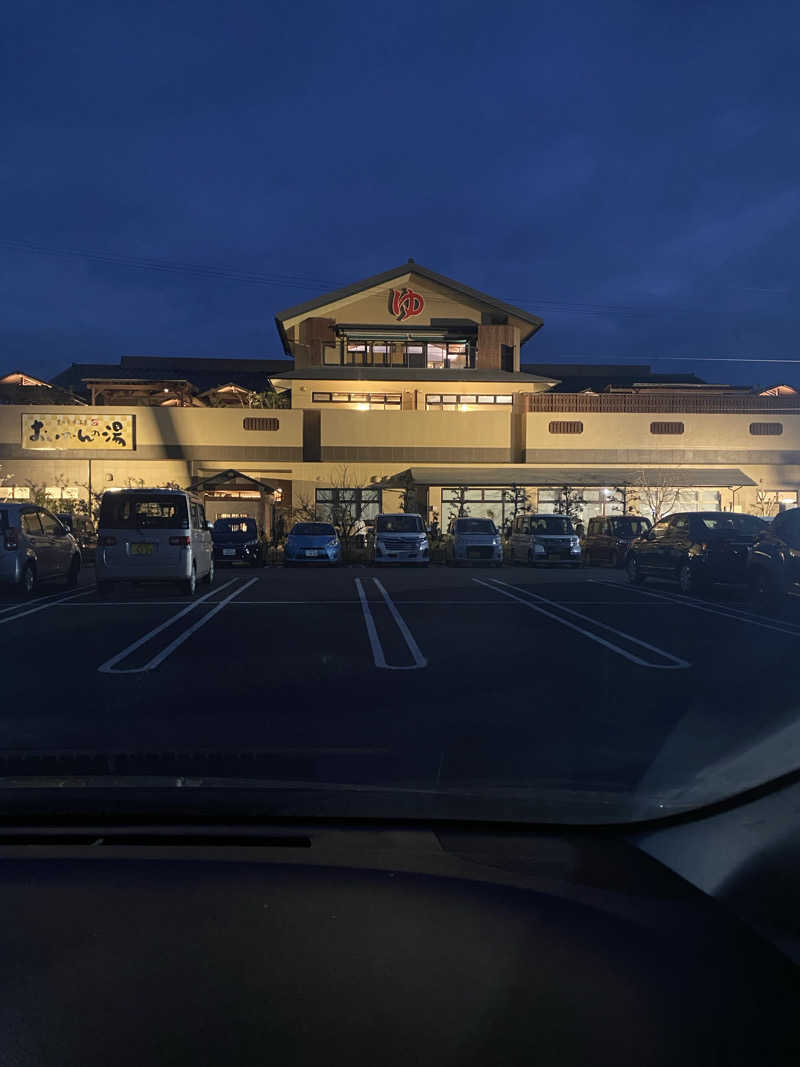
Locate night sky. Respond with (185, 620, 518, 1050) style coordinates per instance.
(3, 0, 799, 386)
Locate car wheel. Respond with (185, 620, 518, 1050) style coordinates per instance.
(749, 567, 778, 606)
(205, 557, 215, 584)
(678, 562, 703, 595)
(180, 564, 197, 597)
(64, 555, 80, 588)
(20, 564, 36, 598)
(626, 555, 645, 585)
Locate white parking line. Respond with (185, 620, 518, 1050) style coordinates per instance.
(355, 578, 427, 670)
(96, 578, 241, 674)
(0, 586, 95, 626)
(589, 578, 800, 638)
(474, 578, 690, 670)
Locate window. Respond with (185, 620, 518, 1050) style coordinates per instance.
(650, 421, 685, 435)
(337, 336, 476, 369)
(650, 519, 671, 539)
(548, 421, 584, 434)
(191, 503, 201, 529)
(243, 417, 279, 431)
(312, 392, 401, 409)
(315, 488, 381, 525)
(40, 511, 64, 535)
(749, 422, 783, 436)
(426, 394, 514, 410)
(99, 494, 189, 530)
(501, 344, 514, 372)
(20, 511, 43, 535)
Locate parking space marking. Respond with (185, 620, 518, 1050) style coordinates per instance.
(589, 579, 800, 638)
(355, 578, 427, 670)
(474, 578, 690, 670)
(0, 586, 95, 626)
(96, 577, 241, 674)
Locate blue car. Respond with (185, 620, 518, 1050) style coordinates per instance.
(284, 522, 342, 566)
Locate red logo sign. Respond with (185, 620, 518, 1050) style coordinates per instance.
(390, 287, 424, 321)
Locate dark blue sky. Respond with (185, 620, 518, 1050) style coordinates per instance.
(2, 0, 799, 385)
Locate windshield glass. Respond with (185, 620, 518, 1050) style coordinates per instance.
(290, 523, 336, 537)
(611, 517, 652, 537)
(377, 515, 424, 533)
(212, 518, 258, 542)
(531, 516, 574, 535)
(99, 494, 189, 530)
(454, 518, 497, 534)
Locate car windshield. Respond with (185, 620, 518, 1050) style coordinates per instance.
(290, 523, 336, 537)
(212, 518, 258, 542)
(611, 517, 652, 537)
(693, 513, 767, 535)
(99, 494, 189, 530)
(377, 515, 424, 533)
(454, 518, 497, 534)
(532, 516, 574, 534)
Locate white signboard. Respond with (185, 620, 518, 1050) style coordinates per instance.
(22, 412, 135, 451)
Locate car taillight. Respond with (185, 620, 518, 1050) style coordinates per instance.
(101, 535, 117, 546)
(169, 536, 191, 547)
(4, 527, 18, 550)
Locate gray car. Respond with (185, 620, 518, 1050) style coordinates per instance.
(509, 513, 582, 567)
(0, 502, 81, 595)
(445, 517, 503, 566)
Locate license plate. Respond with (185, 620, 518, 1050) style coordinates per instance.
(223, 548, 236, 556)
(130, 543, 154, 556)
(305, 549, 319, 557)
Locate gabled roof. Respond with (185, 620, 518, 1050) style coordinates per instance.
(186, 469, 275, 494)
(274, 260, 544, 354)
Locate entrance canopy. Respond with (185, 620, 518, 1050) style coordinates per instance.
(378, 466, 756, 488)
(187, 469, 275, 495)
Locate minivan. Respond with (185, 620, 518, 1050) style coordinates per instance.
(372, 513, 429, 565)
(582, 514, 652, 568)
(96, 489, 213, 596)
(0, 502, 81, 595)
(509, 513, 582, 566)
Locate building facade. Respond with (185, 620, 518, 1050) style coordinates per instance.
(1, 260, 799, 530)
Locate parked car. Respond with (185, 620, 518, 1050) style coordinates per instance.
(445, 517, 503, 566)
(95, 488, 213, 596)
(747, 506, 800, 602)
(283, 522, 341, 566)
(211, 517, 266, 567)
(57, 512, 98, 564)
(372, 513, 429, 566)
(0, 502, 81, 595)
(626, 511, 768, 593)
(582, 515, 652, 567)
(509, 513, 582, 567)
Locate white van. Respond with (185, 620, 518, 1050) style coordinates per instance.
(372, 513, 429, 566)
(96, 489, 214, 596)
(509, 512, 582, 567)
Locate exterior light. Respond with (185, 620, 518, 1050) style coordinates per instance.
(355, 403, 369, 411)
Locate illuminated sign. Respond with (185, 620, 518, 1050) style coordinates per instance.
(22, 412, 135, 450)
(390, 287, 424, 321)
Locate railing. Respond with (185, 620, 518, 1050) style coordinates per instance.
(522, 393, 800, 415)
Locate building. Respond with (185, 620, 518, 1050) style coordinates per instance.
(1, 260, 799, 528)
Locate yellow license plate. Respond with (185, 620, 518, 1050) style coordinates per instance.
(130, 543, 154, 555)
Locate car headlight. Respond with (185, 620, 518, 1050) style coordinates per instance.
(534, 542, 546, 554)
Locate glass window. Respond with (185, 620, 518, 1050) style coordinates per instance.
(376, 514, 424, 533)
(495, 395, 513, 405)
(312, 393, 332, 402)
(692, 513, 767, 535)
(331, 393, 349, 403)
(454, 518, 497, 534)
(290, 522, 336, 537)
(20, 510, 42, 535)
(212, 517, 258, 541)
(531, 516, 575, 534)
(477, 395, 495, 404)
(99, 493, 189, 530)
(650, 519, 672, 539)
(40, 510, 63, 535)
(426, 343, 447, 368)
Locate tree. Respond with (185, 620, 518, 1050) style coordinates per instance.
(553, 485, 585, 523)
(753, 488, 779, 518)
(632, 471, 681, 524)
(502, 485, 534, 520)
(444, 486, 470, 529)
(609, 485, 642, 516)
(293, 466, 379, 554)
(243, 389, 290, 409)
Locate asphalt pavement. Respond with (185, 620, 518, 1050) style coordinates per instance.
(1, 560, 799, 810)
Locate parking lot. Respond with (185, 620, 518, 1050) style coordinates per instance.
(2, 561, 799, 805)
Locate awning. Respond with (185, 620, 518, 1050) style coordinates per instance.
(186, 469, 275, 494)
(377, 467, 756, 488)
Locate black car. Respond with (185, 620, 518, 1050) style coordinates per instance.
(582, 514, 652, 567)
(626, 511, 768, 594)
(747, 507, 800, 602)
(211, 517, 266, 567)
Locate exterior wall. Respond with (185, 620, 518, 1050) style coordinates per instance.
(523, 411, 800, 466)
(318, 409, 512, 463)
(282, 378, 544, 410)
(476, 324, 520, 371)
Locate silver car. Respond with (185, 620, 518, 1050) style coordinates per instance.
(372, 513, 429, 566)
(445, 517, 503, 566)
(283, 522, 342, 566)
(509, 513, 582, 567)
(0, 502, 81, 595)
(95, 489, 214, 596)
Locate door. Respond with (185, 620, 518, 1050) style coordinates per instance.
(597, 518, 613, 563)
(39, 509, 74, 577)
(20, 509, 53, 577)
(666, 515, 693, 575)
(191, 501, 212, 578)
(636, 517, 672, 573)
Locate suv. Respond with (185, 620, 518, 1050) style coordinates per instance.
(0, 502, 81, 595)
(509, 513, 581, 567)
(582, 515, 652, 568)
(96, 488, 213, 596)
(626, 511, 767, 594)
(372, 513, 429, 566)
(747, 506, 800, 602)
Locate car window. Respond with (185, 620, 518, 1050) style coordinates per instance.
(99, 493, 189, 530)
(775, 511, 800, 548)
(290, 523, 336, 537)
(39, 510, 63, 535)
(454, 518, 496, 534)
(692, 513, 768, 535)
(20, 511, 43, 535)
(531, 516, 574, 535)
(376, 515, 424, 533)
(650, 520, 671, 540)
(672, 516, 690, 535)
